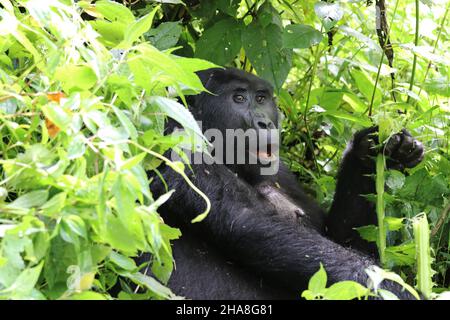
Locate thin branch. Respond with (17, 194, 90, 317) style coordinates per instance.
(407, 0, 420, 104)
(431, 202, 450, 237)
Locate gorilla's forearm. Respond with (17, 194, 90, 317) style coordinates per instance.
(326, 127, 424, 255)
(151, 162, 409, 297)
(326, 145, 378, 255)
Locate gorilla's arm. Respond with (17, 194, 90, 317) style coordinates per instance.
(326, 127, 424, 254)
(152, 161, 413, 299)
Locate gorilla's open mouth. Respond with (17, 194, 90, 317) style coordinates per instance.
(249, 144, 278, 162)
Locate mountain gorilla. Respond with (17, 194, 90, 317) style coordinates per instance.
(141, 68, 424, 299)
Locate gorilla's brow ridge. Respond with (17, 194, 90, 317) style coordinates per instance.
(212, 80, 273, 97)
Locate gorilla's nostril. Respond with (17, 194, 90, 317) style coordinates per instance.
(257, 121, 268, 129)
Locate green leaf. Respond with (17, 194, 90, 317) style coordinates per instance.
(7, 190, 49, 209)
(324, 281, 370, 300)
(111, 106, 138, 140)
(123, 6, 159, 47)
(385, 217, 405, 231)
(377, 289, 400, 300)
(55, 65, 98, 92)
(216, 0, 240, 16)
(151, 96, 206, 145)
(174, 56, 218, 75)
(121, 153, 147, 171)
(41, 103, 71, 132)
(124, 272, 175, 299)
(97, 125, 129, 143)
(67, 134, 87, 160)
(342, 92, 367, 113)
(146, 21, 182, 51)
(112, 174, 136, 227)
(105, 215, 141, 255)
(339, 25, 380, 51)
(351, 69, 382, 107)
(423, 77, 450, 97)
(130, 44, 206, 91)
(195, 18, 243, 66)
(386, 243, 416, 267)
(386, 170, 405, 191)
(300, 289, 316, 300)
(282, 24, 323, 49)
(109, 251, 137, 271)
(307, 87, 343, 110)
(149, 190, 175, 212)
(41, 192, 67, 217)
(324, 109, 372, 127)
(69, 291, 108, 300)
(242, 21, 292, 91)
(62, 215, 87, 239)
(95, 0, 135, 24)
(355, 225, 378, 242)
(308, 263, 327, 294)
(151, 252, 172, 285)
(90, 20, 126, 46)
(3, 262, 44, 299)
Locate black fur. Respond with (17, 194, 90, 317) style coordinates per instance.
(140, 68, 424, 300)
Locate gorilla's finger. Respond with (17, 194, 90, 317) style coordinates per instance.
(384, 134, 401, 157)
(386, 159, 404, 171)
(394, 134, 415, 160)
(401, 128, 412, 137)
(353, 126, 379, 145)
(404, 152, 424, 168)
(404, 140, 424, 162)
(404, 146, 425, 168)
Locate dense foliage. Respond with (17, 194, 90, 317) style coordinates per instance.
(0, 0, 448, 299)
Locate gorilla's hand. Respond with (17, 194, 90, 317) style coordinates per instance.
(352, 126, 425, 171)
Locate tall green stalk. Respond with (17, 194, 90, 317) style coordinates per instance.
(413, 214, 434, 299)
(407, 0, 420, 104)
(302, 38, 323, 175)
(376, 154, 387, 267)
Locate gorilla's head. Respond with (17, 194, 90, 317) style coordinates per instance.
(189, 68, 281, 180)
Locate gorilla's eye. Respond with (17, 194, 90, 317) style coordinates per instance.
(256, 95, 266, 104)
(233, 94, 246, 103)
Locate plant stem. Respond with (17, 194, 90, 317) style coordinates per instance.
(413, 213, 433, 299)
(407, 0, 420, 104)
(368, 53, 384, 117)
(303, 36, 323, 175)
(376, 154, 387, 267)
(128, 140, 211, 223)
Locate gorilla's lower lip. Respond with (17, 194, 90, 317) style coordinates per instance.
(257, 151, 277, 161)
(247, 143, 278, 162)
(248, 150, 277, 162)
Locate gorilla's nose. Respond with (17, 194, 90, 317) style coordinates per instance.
(255, 119, 275, 130)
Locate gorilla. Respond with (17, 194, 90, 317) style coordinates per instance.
(139, 68, 424, 299)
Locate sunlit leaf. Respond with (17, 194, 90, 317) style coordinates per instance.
(282, 24, 323, 49)
(195, 18, 243, 66)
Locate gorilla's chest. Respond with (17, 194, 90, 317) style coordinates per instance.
(255, 183, 307, 223)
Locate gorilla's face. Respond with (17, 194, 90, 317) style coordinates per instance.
(193, 68, 280, 171)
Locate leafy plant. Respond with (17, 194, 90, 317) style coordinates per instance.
(301, 264, 372, 300)
(0, 0, 214, 299)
